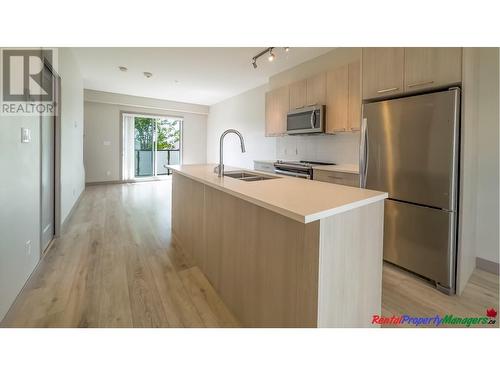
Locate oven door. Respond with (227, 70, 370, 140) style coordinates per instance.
(286, 105, 324, 135)
(274, 169, 311, 179)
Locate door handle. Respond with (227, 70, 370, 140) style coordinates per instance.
(359, 118, 368, 188)
(407, 80, 434, 88)
(310, 110, 316, 129)
(377, 87, 399, 93)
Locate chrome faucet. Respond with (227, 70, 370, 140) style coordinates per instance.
(214, 129, 246, 177)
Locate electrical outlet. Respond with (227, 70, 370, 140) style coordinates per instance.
(25, 240, 31, 255)
(106, 171, 111, 176)
(284, 148, 287, 155)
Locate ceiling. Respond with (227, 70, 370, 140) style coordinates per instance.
(71, 47, 333, 106)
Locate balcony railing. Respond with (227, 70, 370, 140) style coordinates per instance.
(135, 149, 180, 177)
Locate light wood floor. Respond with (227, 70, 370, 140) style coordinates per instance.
(1, 180, 498, 328)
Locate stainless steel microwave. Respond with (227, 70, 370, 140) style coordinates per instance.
(286, 105, 325, 135)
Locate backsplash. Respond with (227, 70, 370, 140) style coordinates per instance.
(275, 132, 360, 164)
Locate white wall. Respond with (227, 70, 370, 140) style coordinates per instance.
(0, 114, 41, 320)
(84, 90, 208, 183)
(276, 133, 359, 164)
(59, 48, 85, 222)
(475, 48, 499, 264)
(206, 85, 276, 169)
(0, 47, 84, 320)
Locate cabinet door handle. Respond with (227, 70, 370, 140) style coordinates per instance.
(377, 87, 399, 93)
(407, 80, 434, 88)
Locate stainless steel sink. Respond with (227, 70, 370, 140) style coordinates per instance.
(224, 171, 279, 182)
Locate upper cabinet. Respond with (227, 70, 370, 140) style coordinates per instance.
(404, 48, 462, 93)
(363, 47, 463, 99)
(326, 65, 349, 133)
(289, 73, 326, 110)
(348, 60, 361, 131)
(265, 85, 289, 137)
(289, 80, 307, 110)
(306, 73, 326, 107)
(326, 60, 361, 133)
(362, 48, 405, 100)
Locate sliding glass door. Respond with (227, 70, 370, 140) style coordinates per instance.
(126, 115, 182, 179)
(134, 117, 155, 177)
(156, 119, 181, 176)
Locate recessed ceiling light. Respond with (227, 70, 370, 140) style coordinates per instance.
(174, 80, 179, 84)
(118, 66, 128, 72)
(143, 72, 153, 78)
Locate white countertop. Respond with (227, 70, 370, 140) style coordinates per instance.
(171, 164, 387, 224)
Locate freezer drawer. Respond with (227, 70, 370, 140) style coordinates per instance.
(384, 199, 456, 291)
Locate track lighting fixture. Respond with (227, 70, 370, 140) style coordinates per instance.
(251, 47, 290, 69)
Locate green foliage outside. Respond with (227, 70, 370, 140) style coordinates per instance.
(134, 117, 181, 151)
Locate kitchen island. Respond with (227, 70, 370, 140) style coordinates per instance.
(170, 164, 387, 327)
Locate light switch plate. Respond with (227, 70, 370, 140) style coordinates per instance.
(21, 128, 31, 143)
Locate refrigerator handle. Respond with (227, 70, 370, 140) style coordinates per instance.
(359, 117, 368, 188)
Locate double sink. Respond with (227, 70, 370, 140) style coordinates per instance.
(224, 171, 280, 182)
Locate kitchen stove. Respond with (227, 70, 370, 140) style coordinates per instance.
(273, 160, 336, 179)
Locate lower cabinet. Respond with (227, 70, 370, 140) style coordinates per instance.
(313, 170, 359, 187)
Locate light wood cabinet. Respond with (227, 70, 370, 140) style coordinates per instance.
(362, 48, 405, 99)
(265, 85, 289, 136)
(306, 72, 326, 106)
(404, 48, 462, 92)
(313, 170, 359, 187)
(326, 65, 349, 133)
(289, 73, 326, 110)
(289, 79, 307, 110)
(348, 61, 361, 131)
(325, 61, 361, 133)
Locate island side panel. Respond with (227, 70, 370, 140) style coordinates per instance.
(172, 173, 206, 267)
(317, 200, 384, 328)
(203, 185, 320, 328)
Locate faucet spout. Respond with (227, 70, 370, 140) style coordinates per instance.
(215, 129, 246, 177)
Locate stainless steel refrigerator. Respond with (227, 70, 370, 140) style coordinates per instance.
(360, 88, 460, 294)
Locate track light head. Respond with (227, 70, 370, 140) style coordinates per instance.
(268, 48, 275, 62)
(252, 58, 257, 69)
